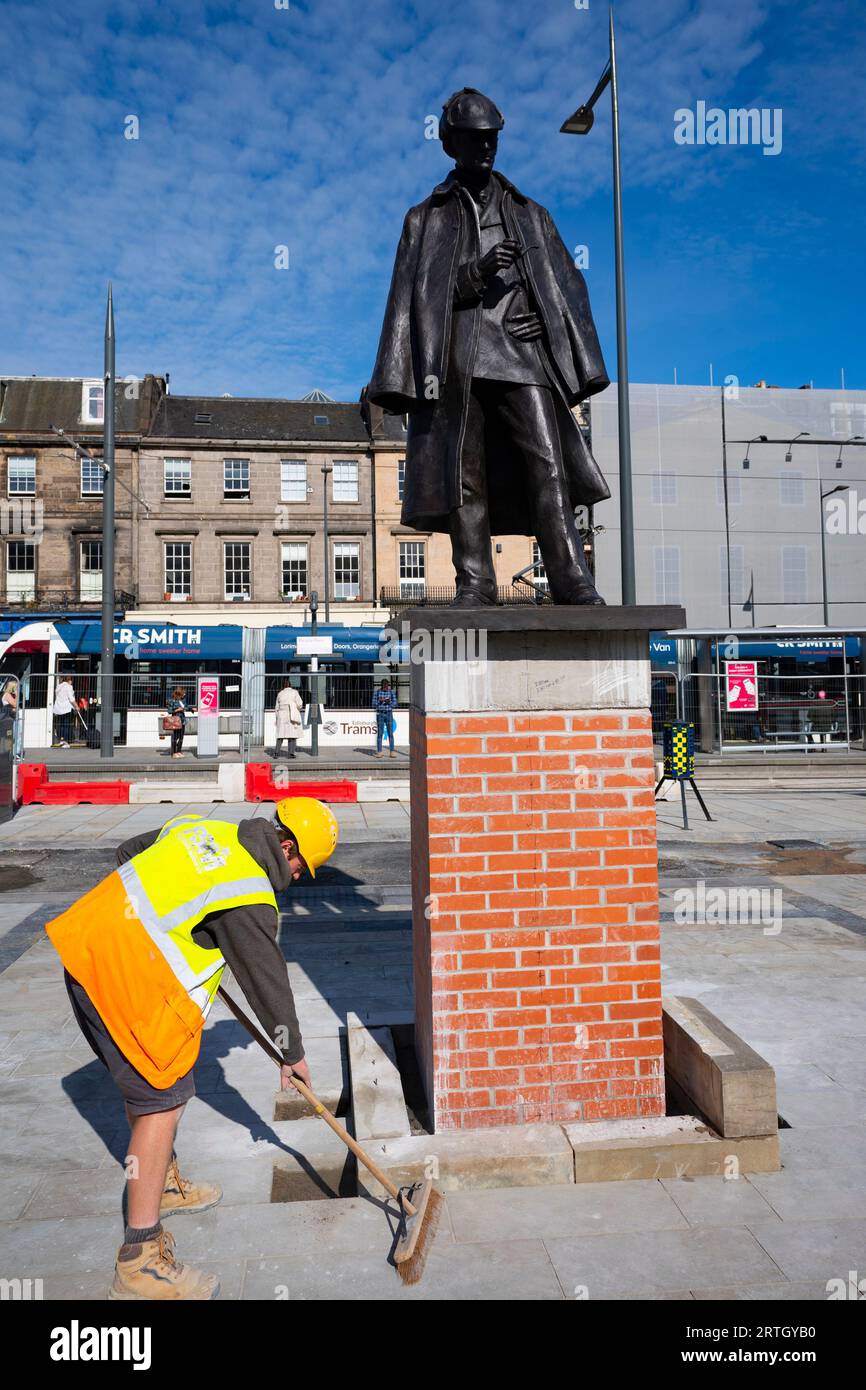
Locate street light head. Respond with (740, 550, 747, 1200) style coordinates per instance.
(560, 105, 594, 135)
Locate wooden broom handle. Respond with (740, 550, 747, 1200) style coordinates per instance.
(216, 986, 415, 1216)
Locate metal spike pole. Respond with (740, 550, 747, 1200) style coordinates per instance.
(100, 285, 116, 758)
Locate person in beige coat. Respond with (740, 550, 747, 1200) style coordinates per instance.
(274, 679, 304, 759)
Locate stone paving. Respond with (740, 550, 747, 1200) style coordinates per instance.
(0, 793, 864, 1299)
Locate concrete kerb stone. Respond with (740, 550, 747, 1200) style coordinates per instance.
(562, 1115, 781, 1183)
(663, 995, 779, 1139)
(129, 782, 224, 804)
(356, 1123, 576, 1199)
(347, 1013, 411, 1143)
(355, 780, 410, 803)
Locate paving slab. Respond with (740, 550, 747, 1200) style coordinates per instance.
(775, 1086, 866, 1129)
(691, 1281, 833, 1301)
(746, 1168, 866, 1223)
(544, 1225, 786, 1299)
(169, 1196, 413, 1264)
(744, 1217, 866, 1285)
(241, 1237, 564, 1301)
(777, 1123, 865, 1173)
(445, 1180, 687, 1243)
(660, 1175, 782, 1227)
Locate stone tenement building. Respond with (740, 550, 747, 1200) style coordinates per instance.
(136, 393, 379, 626)
(0, 375, 161, 614)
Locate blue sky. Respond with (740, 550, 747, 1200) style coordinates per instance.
(1, 0, 863, 399)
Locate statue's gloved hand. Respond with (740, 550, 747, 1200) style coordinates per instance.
(476, 239, 522, 280)
(506, 311, 543, 341)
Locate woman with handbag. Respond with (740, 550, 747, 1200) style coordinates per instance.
(274, 678, 304, 759)
(165, 686, 188, 758)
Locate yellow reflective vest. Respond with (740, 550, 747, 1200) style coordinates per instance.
(46, 815, 278, 1088)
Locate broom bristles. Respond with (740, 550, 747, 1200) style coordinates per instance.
(395, 1185, 444, 1285)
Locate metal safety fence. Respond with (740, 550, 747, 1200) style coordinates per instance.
(660, 673, 865, 753)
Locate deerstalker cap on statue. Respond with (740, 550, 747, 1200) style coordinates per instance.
(439, 88, 504, 142)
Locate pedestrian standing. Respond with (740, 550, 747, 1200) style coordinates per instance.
(0, 677, 18, 722)
(373, 678, 397, 758)
(274, 679, 304, 759)
(53, 674, 77, 748)
(167, 686, 189, 758)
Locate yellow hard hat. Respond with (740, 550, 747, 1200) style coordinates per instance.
(274, 797, 338, 878)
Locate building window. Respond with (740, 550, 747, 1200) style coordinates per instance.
(716, 471, 741, 506)
(79, 539, 103, 601)
(397, 458, 406, 502)
(782, 546, 807, 604)
(653, 546, 681, 603)
(7, 456, 35, 496)
(780, 471, 805, 505)
(531, 541, 548, 590)
(224, 542, 251, 599)
(82, 382, 104, 423)
(281, 460, 307, 503)
(333, 541, 360, 599)
(164, 542, 192, 597)
(224, 458, 250, 499)
(164, 458, 191, 496)
(332, 461, 358, 503)
(7, 541, 35, 600)
(281, 542, 308, 599)
(651, 471, 677, 505)
(80, 457, 104, 496)
(720, 544, 746, 606)
(399, 541, 425, 597)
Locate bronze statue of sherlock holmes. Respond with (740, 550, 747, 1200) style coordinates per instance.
(366, 87, 611, 607)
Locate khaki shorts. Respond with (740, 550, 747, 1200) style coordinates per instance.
(64, 971, 195, 1115)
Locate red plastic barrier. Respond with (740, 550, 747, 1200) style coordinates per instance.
(17, 762, 130, 805)
(245, 763, 357, 803)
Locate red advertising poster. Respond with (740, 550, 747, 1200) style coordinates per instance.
(197, 677, 219, 717)
(725, 661, 758, 712)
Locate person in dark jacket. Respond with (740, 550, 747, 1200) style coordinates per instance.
(167, 685, 189, 758)
(372, 678, 397, 757)
(366, 87, 611, 607)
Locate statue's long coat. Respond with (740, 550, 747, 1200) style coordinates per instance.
(366, 170, 611, 535)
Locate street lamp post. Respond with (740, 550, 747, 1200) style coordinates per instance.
(321, 464, 332, 623)
(100, 285, 115, 759)
(820, 483, 850, 626)
(561, 8, 635, 604)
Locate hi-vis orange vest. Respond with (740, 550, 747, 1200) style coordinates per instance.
(46, 815, 278, 1088)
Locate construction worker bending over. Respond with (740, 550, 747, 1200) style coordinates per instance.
(45, 797, 339, 1301)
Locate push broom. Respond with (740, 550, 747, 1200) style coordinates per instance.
(217, 984, 442, 1284)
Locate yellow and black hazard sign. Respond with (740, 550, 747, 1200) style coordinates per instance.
(663, 721, 695, 780)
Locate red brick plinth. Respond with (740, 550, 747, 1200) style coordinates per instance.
(406, 608, 684, 1132)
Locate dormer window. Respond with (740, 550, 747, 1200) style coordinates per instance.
(82, 381, 104, 423)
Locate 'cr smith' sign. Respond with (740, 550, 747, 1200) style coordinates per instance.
(115, 627, 203, 646)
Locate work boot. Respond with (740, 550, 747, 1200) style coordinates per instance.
(160, 1157, 222, 1217)
(109, 1228, 219, 1301)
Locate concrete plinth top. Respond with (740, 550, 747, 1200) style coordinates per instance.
(400, 604, 686, 634)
